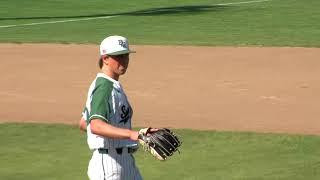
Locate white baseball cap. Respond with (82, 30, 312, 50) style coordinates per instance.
(99, 35, 136, 56)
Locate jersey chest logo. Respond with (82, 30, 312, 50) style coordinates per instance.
(119, 105, 131, 124)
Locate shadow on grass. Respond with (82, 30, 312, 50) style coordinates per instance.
(0, 5, 229, 21)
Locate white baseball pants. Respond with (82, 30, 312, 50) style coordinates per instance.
(87, 149, 142, 180)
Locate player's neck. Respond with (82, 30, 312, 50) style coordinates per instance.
(101, 67, 119, 81)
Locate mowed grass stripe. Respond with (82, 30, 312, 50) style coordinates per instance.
(1, 123, 320, 180)
(0, 0, 320, 46)
(0, 0, 269, 28)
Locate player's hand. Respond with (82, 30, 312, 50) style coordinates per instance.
(146, 128, 159, 135)
(129, 128, 158, 141)
(138, 127, 159, 137)
(129, 131, 139, 141)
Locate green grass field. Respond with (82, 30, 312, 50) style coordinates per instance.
(1, 0, 320, 46)
(1, 0, 320, 179)
(1, 123, 320, 180)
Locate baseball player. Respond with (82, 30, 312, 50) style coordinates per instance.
(79, 35, 154, 180)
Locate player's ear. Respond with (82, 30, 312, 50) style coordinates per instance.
(102, 55, 109, 64)
(101, 55, 108, 60)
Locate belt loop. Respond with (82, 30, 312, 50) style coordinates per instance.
(98, 148, 108, 154)
(116, 148, 123, 154)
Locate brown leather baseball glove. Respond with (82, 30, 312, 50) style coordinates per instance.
(138, 128, 182, 161)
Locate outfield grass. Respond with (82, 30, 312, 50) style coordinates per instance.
(1, 123, 320, 180)
(0, 0, 320, 46)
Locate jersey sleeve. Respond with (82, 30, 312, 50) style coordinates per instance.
(82, 106, 89, 123)
(88, 83, 113, 123)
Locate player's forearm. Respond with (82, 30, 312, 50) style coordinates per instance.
(79, 117, 87, 132)
(90, 119, 138, 141)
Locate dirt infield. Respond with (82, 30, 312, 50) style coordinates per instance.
(0, 44, 319, 135)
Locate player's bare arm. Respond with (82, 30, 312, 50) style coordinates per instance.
(79, 117, 87, 132)
(90, 118, 139, 141)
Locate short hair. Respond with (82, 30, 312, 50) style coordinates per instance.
(98, 57, 103, 69)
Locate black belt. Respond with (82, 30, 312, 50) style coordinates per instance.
(98, 147, 137, 155)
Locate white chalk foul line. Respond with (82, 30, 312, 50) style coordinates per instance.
(216, 0, 271, 6)
(0, 0, 271, 29)
(0, 15, 118, 28)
